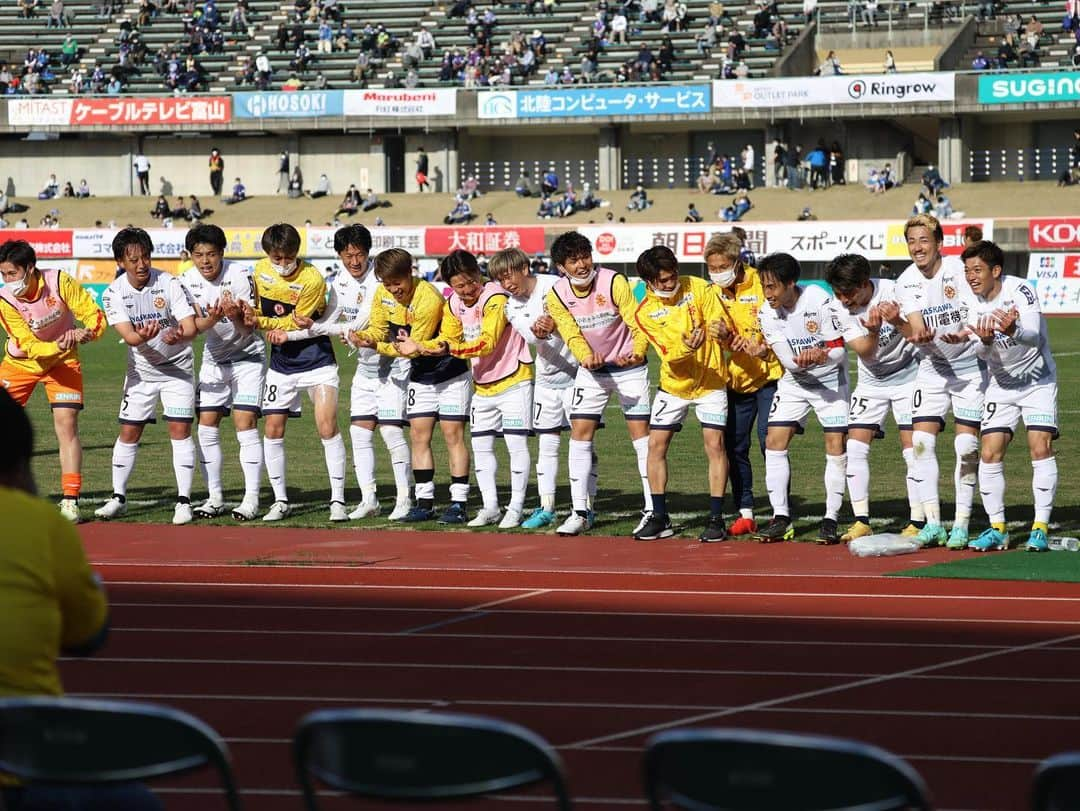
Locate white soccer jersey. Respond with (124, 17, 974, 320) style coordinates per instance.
(969, 275, 1055, 391)
(845, 278, 918, 387)
(102, 269, 196, 375)
(896, 256, 980, 379)
(181, 263, 264, 365)
(760, 284, 856, 391)
(504, 274, 576, 389)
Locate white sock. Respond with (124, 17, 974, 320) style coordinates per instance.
(902, 447, 925, 522)
(449, 479, 470, 504)
(632, 435, 651, 510)
(764, 448, 790, 517)
(978, 460, 1006, 525)
(846, 439, 870, 518)
(472, 434, 499, 511)
(953, 433, 979, 530)
(379, 424, 412, 502)
(588, 450, 599, 500)
(568, 438, 593, 513)
(537, 433, 560, 512)
(350, 424, 376, 495)
(740, 507, 754, 520)
(264, 436, 288, 502)
(196, 424, 222, 501)
(912, 430, 940, 525)
(171, 437, 196, 499)
(236, 429, 262, 504)
(322, 434, 347, 503)
(504, 433, 531, 513)
(415, 472, 435, 502)
(824, 453, 847, 521)
(111, 439, 139, 496)
(1033, 456, 1058, 526)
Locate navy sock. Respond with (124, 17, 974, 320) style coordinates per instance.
(652, 493, 668, 516)
(710, 496, 724, 517)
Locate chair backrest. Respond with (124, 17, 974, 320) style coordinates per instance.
(293, 708, 572, 810)
(0, 697, 241, 810)
(643, 727, 932, 811)
(1032, 751, 1080, 811)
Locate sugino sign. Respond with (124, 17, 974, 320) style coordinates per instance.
(978, 73, 1080, 104)
(712, 73, 955, 109)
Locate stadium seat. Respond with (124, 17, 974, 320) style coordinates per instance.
(293, 707, 572, 809)
(642, 727, 932, 810)
(0, 696, 242, 810)
(1031, 751, 1080, 811)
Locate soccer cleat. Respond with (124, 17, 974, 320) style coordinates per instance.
(900, 523, 922, 537)
(59, 498, 82, 524)
(914, 523, 947, 548)
(728, 516, 758, 536)
(329, 501, 349, 522)
(348, 498, 381, 520)
(521, 507, 556, 529)
(556, 512, 589, 536)
(1025, 528, 1050, 553)
(634, 512, 674, 541)
(387, 499, 414, 521)
(262, 501, 292, 522)
(438, 503, 467, 525)
(399, 505, 436, 522)
(172, 501, 194, 526)
(632, 510, 651, 535)
(698, 514, 728, 543)
(968, 527, 1010, 552)
(468, 507, 502, 527)
(756, 516, 794, 543)
(231, 500, 259, 521)
(840, 520, 873, 543)
(94, 495, 127, 521)
(816, 518, 841, 545)
(193, 498, 227, 519)
(498, 508, 523, 530)
(945, 524, 971, 550)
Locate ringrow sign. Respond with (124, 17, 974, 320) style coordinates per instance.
(712, 73, 955, 109)
(978, 73, 1080, 105)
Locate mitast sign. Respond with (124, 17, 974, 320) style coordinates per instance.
(1029, 218, 1080, 249)
(713, 72, 954, 109)
(978, 73, 1080, 104)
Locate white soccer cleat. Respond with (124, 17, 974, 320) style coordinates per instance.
(387, 499, 414, 521)
(172, 501, 194, 526)
(498, 508, 523, 530)
(329, 501, 349, 522)
(262, 501, 292, 522)
(193, 498, 228, 519)
(468, 507, 502, 527)
(231, 500, 259, 521)
(59, 498, 82, 524)
(556, 512, 589, 536)
(94, 496, 127, 521)
(348, 498, 381, 520)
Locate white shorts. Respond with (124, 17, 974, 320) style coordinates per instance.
(848, 382, 912, 437)
(407, 372, 472, 422)
(471, 380, 533, 437)
(351, 374, 408, 426)
(911, 366, 988, 429)
(262, 364, 340, 417)
(768, 380, 849, 434)
(650, 388, 728, 431)
(569, 365, 650, 422)
(982, 381, 1058, 438)
(120, 371, 195, 425)
(533, 384, 574, 434)
(197, 359, 265, 416)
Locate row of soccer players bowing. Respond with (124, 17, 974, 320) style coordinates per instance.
(0, 215, 1054, 550)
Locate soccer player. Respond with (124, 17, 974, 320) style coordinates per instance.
(351, 248, 473, 524)
(947, 240, 1058, 552)
(632, 246, 732, 541)
(825, 253, 922, 541)
(704, 233, 782, 536)
(882, 214, 987, 549)
(544, 231, 651, 537)
(398, 250, 533, 528)
(0, 239, 106, 522)
(490, 246, 592, 529)
(755, 253, 863, 544)
(180, 224, 266, 521)
(242, 223, 348, 522)
(95, 228, 199, 525)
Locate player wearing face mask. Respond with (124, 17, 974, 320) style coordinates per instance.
(703, 232, 782, 537)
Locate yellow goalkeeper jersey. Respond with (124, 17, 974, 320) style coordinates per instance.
(713, 266, 782, 394)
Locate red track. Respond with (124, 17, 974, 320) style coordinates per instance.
(67, 523, 1080, 810)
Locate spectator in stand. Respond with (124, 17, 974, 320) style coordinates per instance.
(610, 10, 628, 42)
(187, 194, 203, 221)
(807, 141, 828, 189)
(515, 170, 535, 197)
(971, 49, 989, 69)
(335, 184, 361, 216)
(685, 202, 703, 223)
(933, 193, 957, 219)
(798, 205, 817, 220)
(38, 174, 59, 200)
(865, 168, 884, 193)
(361, 188, 381, 212)
(996, 35, 1017, 67)
(443, 195, 473, 224)
(458, 176, 482, 199)
(817, 49, 842, 75)
(60, 34, 78, 65)
(627, 184, 650, 211)
(287, 167, 304, 198)
(61, 181, 74, 197)
(75, 179, 90, 198)
(484, 212, 497, 226)
(255, 50, 272, 89)
(208, 147, 224, 197)
(883, 49, 896, 72)
(536, 196, 557, 218)
(911, 191, 932, 216)
(170, 196, 189, 219)
(229, 1, 247, 34)
(150, 194, 170, 218)
(921, 164, 948, 196)
(224, 177, 246, 204)
(697, 21, 717, 55)
(722, 188, 752, 221)
(310, 173, 330, 198)
(1073, 44, 1080, 68)
(977, 0, 992, 20)
(541, 167, 559, 197)
(829, 141, 845, 185)
(416, 146, 430, 192)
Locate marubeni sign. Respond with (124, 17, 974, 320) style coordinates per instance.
(1029, 218, 1080, 249)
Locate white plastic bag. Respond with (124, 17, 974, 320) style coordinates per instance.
(848, 533, 921, 557)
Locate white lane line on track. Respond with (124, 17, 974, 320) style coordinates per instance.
(563, 630, 1080, 749)
(393, 589, 552, 635)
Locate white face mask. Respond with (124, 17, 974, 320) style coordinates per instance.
(709, 268, 737, 288)
(7, 271, 31, 298)
(651, 286, 677, 299)
(568, 269, 597, 288)
(271, 260, 298, 275)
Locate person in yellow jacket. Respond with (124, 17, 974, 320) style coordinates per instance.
(0, 239, 106, 523)
(705, 232, 783, 536)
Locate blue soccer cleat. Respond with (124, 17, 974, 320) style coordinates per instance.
(399, 506, 436, 522)
(1025, 528, 1049, 553)
(968, 527, 1010, 552)
(521, 507, 556, 529)
(915, 523, 947, 548)
(438, 503, 467, 525)
(945, 524, 970, 550)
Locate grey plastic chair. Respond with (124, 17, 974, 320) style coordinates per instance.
(293, 708, 572, 809)
(1032, 751, 1080, 810)
(0, 696, 241, 810)
(643, 727, 932, 810)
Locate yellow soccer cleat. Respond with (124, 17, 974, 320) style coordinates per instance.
(841, 520, 873, 543)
